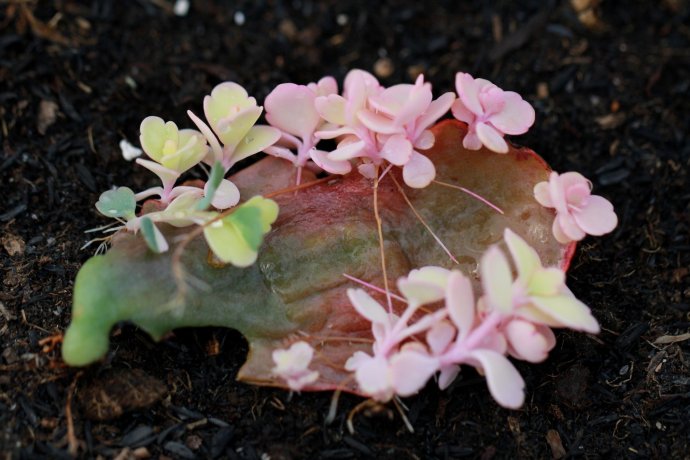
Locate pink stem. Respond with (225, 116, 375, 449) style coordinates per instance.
(379, 303, 421, 356)
(295, 166, 303, 188)
(442, 311, 503, 365)
(378, 163, 394, 182)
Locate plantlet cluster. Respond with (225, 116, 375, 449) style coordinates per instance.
(74, 69, 617, 411)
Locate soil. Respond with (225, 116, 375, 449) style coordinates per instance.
(1, 0, 689, 458)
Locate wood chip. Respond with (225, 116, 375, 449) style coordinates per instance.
(546, 429, 567, 459)
(374, 57, 394, 78)
(595, 112, 626, 130)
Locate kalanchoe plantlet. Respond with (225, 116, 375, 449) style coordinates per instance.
(314, 69, 456, 188)
(534, 171, 618, 244)
(93, 82, 281, 265)
(189, 82, 281, 173)
(264, 77, 352, 184)
(344, 228, 599, 408)
(136, 116, 209, 204)
(272, 341, 320, 391)
(451, 72, 535, 153)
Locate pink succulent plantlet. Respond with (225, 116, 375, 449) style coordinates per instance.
(388, 343, 440, 397)
(344, 229, 601, 408)
(316, 70, 454, 188)
(345, 352, 395, 402)
(315, 70, 382, 152)
(534, 171, 618, 244)
(434, 270, 526, 408)
(264, 77, 351, 183)
(482, 228, 600, 333)
(271, 341, 319, 391)
(425, 320, 460, 390)
(344, 287, 447, 401)
(451, 72, 535, 154)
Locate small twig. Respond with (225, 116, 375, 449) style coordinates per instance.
(21, 310, 50, 333)
(300, 332, 374, 344)
(264, 175, 333, 199)
(325, 388, 343, 425)
(377, 163, 393, 182)
(66, 371, 83, 457)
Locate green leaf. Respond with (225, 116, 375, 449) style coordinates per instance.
(202, 196, 279, 266)
(95, 187, 136, 219)
(195, 161, 225, 211)
(227, 206, 263, 250)
(203, 218, 258, 267)
(140, 217, 168, 253)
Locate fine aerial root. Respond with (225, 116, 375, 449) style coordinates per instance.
(342, 273, 433, 314)
(342, 273, 407, 303)
(325, 374, 355, 425)
(373, 168, 393, 313)
(393, 396, 414, 433)
(432, 179, 504, 214)
(391, 175, 459, 265)
(346, 399, 392, 434)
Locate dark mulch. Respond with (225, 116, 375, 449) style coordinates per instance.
(1, 0, 689, 458)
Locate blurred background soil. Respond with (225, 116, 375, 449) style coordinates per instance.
(1, 0, 689, 458)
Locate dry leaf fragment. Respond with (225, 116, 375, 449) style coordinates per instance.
(1, 234, 25, 256)
(654, 333, 690, 344)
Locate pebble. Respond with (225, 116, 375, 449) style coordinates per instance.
(374, 58, 394, 78)
(598, 168, 630, 186)
(234, 11, 246, 26)
(164, 441, 196, 459)
(37, 100, 59, 135)
(210, 428, 234, 458)
(120, 425, 154, 447)
(173, 0, 189, 16)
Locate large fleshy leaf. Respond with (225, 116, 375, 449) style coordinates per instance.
(62, 120, 574, 394)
